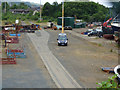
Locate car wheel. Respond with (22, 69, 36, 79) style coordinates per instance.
(88, 34, 91, 37)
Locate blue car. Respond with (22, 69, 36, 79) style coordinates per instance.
(57, 33, 68, 46)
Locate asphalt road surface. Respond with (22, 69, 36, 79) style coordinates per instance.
(27, 30, 81, 88)
(45, 29, 118, 88)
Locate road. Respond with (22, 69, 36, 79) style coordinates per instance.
(45, 29, 118, 88)
(2, 21, 117, 88)
(27, 30, 81, 88)
(22, 21, 81, 88)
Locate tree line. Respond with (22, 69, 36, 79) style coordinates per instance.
(1, 1, 120, 23)
(42, 2, 110, 22)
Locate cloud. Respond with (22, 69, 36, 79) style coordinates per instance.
(20, 0, 62, 4)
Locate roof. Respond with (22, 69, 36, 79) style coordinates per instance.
(58, 17, 74, 19)
(10, 9, 29, 12)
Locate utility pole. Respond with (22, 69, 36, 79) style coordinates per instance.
(62, 0, 64, 33)
(40, 0, 42, 21)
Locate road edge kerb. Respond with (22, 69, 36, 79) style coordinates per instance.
(27, 30, 82, 88)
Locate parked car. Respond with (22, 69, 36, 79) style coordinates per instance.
(59, 26, 72, 30)
(83, 29, 93, 35)
(64, 26, 72, 30)
(88, 30, 97, 36)
(57, 33, 68, 46)
(88, 27, 103, 37)
(96, 26, 103, 37)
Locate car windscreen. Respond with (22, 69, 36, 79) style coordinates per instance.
(58, 36, 67, 40)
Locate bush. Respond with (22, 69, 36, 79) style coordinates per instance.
(97, 74, 120, 88)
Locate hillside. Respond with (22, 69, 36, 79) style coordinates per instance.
(42, 2, 110, 22)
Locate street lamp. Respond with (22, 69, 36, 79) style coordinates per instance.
(40, 0, 42, 21)
(62, 0, 64, 33)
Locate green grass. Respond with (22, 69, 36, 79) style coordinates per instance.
(95, 37, 99, 39)
(25, 21, 31, 25)
(110, 49, 113, 52)
(98, 43, 102, 47)
(37, 20, 48, 23)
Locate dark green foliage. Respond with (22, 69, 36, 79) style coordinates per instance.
(112, 1, 120, 15)
(96, 74, 120, 88)
(2, 2, 114, 22)
(10, 3, 28, 9)
(42, 2, 109, 22)
(2, 2, 10, 12)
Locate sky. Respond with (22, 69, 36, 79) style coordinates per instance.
(1, 0, 120, 7)
(21, 0, 62, 5)
(20, 0, 116, 7)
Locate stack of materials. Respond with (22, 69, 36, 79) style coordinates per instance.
(6, 48, 26, 58)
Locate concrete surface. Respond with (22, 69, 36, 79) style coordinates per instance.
(27, 30, 81, 88)
(2, 33, 56, 88)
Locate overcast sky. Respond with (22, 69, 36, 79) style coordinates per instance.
(21, 0, 62, 5)
(1, 0, 120, 7)
(20, 0, 115, 7)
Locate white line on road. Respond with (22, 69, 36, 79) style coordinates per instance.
(27, 30, 82, 88)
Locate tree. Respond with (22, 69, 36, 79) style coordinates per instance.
(42, 2, 109, 22)
(10, 4, 18, 9)
(42, 2, 52, 16)
(18, 3, 28, 9)
(2, 2, 10, 11)
(112, 1, 120, 15)
(10, 3, 28, 9)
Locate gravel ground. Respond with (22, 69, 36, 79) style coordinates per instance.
(45, 29, 118, 88)
(72, 28, 118, 53)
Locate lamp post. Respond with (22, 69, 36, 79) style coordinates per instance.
(62, 0, 64, 33)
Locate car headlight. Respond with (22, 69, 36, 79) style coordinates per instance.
(58, 41, 60, 43)
(65, 40, 67, 43)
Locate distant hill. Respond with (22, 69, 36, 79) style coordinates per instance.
(24, 2, 40, 7)
(1, 0, 21, 2)
(7, 2, 40, 8)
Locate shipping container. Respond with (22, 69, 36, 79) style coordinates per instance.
(57, 17, 75, 28)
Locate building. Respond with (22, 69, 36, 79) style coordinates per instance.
(9, 9, 30, 14)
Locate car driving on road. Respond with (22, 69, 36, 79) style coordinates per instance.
(57, 33, 68, 46)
